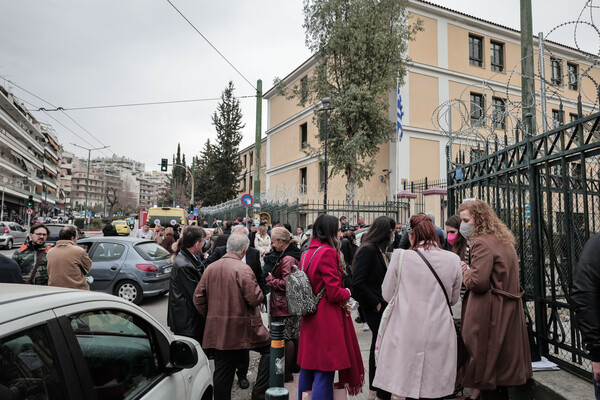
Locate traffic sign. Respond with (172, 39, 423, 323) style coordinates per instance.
(87, 211, 93, 217)
(26, 208, 33, 215)
(188, 213, 195, 220)
(241, 194, 253, 206)
(193, 208, 199, 216)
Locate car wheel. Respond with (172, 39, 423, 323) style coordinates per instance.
(114, 280, 143, 305)
(6, 239, 13, 250)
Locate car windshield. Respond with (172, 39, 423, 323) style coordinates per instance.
(113, 221, 126, 225)
(134, 242, 171, 261)
(47, 225, 63, 235)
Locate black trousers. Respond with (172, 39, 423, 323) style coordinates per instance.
(213, 346, 270, 400)
(236, 349, 249, 379)
(362, 307, 392, 400)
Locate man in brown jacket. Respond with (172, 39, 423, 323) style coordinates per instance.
(46, 226, 92, 290)
(194, 233, 270, 400)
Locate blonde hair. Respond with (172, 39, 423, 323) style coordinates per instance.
(165, 227, 174, 236)
(259, 224, 268, 236)
(271, 227, 291, 244)
(458, 199, 515, 244)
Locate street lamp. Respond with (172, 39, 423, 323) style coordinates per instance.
(71, 144, 110, 229)
(320, 97, 332, 212)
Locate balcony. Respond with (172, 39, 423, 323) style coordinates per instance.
(0, 106, 44, 153)
(0, 127, 43, 169)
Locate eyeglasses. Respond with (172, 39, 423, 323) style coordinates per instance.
(33, 233, 47, 237)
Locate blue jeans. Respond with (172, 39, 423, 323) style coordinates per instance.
(298, 369, 335, 400)
(594, 378, 600, 400)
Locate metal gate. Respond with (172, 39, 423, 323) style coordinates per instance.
(447, 111, 600, 379)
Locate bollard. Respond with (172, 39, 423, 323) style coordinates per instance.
(265, 387, 289, 400)
(270, 321, 285, 388)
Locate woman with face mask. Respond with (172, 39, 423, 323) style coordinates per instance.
(457, 200, 532, 400)
(351, 216, 396, 400)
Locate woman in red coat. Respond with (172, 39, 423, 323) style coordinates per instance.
(297, 214, 364, 399)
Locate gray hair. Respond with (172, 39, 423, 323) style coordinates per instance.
(227, 233, 250, 254)
(231, 225, 249, 235)
(426, 213, 436, 226)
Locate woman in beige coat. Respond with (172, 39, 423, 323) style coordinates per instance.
(458, 200, 532, 400)
(373, 214, 462, 400)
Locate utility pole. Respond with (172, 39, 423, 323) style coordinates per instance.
(72, 144, 109, 230)
(254, 79, 262, 204)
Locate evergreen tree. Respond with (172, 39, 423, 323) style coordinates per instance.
(285, 0, 421, 204)
(210, 81, 245, 204)
(195, 139, 218, 206)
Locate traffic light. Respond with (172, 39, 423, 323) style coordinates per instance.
(160, 158, 168, 172)
(27, 195, 34, 207)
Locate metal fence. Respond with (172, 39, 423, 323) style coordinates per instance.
(202, 198, 413, 230)
(447, 111, 600, 379)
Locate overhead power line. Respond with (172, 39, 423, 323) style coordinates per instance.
(165, 0, 257, 91)
(37, 95, 255, 111)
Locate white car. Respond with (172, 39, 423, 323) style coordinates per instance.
(0, 284, 213, 400)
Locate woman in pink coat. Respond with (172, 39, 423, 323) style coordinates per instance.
(373, 214, 462, 400)
(297, 214, 364, 399)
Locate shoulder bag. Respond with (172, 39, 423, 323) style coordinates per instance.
(374, 249, 405, 366)
(414, 249, 468, 368)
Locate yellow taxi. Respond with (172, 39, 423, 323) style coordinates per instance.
(112, 220, 131, 236)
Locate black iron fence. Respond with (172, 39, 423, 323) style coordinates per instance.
(447, 111, 600, 379)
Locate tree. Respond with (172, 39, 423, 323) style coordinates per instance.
(195, 139, 219, 206)
(209, 81, 245, 204)
(288, 0, 421, 204)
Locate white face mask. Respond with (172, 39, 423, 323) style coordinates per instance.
(459, 222, 474, 239)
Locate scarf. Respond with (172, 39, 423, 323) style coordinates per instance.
(338, 310, 365, 396)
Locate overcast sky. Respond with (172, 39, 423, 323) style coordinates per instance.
(0, 0, 595, 172)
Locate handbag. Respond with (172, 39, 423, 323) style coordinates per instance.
(414, 250, 468, 368)
(374, 249, 405, 366)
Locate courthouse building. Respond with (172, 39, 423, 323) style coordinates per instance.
(262, 0, 600, 223)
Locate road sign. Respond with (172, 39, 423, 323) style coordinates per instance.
(193, 208, 199, 216)
(26, 208, 33, 215)
(241, 194, 253, 206)
(87, 211, 93, 217)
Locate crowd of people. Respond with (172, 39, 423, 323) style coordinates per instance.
(5, 200, 600, 400)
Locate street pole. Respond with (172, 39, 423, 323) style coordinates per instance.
(71, 143, 110, 230)
(190, 156, 195, 208)
(538, 32, 549, 133)
(321, 98, 332, 213)
(254, 79, 262, 204)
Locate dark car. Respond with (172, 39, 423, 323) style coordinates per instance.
(77, 237, 172, 305)
(45, 224, 86, 245)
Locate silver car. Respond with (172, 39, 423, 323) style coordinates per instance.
(78, 237, 172, 305)
(0, 221, 28, 249)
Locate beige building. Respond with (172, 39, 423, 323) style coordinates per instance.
(237, 138, 266, 197)
(263, 0, 599, 223)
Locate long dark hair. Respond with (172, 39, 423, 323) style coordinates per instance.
(311, 214, 344, 270)
(445, 214, 467, 260)
(360, 216, 395, 252)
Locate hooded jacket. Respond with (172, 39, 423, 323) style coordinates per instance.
(265, 244, 302, 316)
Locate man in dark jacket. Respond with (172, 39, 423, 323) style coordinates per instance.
(572, 233, 600, 398)
(12, 223, 51, 285)
(167, 226, 206, 346)
(102, 222, 118, 236)
(204, 225, 264, 390)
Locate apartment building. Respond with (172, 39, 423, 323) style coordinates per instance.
(70, 168, 105, 211)
(263, 0, 599, 218)
(0, 84, 62, 220)
(237, 138, 267, 197)
(141, 170, 169, 207)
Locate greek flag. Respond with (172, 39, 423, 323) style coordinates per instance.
(397, 86, 404, 141)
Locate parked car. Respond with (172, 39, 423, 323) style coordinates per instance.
(112, 219, 131, 235)
(77, 237, 172, 304)
(0, 221, 28, 249)
(45, 224, 86, 246)
(0, 284, 212, 400)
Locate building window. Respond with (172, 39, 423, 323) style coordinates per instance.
(300, 123, 308, 148)
(567, 63, 578, 90)
(490, 41, 504, 72)
(492, 97, 506, 129)
(469, 34, 484, 67)
(249, 176, 253, 192)
(552, 109, 564, 128)
(249, 151, 253, 168)
(243, 154, 247, 168)
(301, 76, 309, 103)
(470, 93, 485, 125)
(241, 179, 246, 192)
(319, 161, 326, 192)
(551, 57, 562, 85)
(300, 167, 307, 194)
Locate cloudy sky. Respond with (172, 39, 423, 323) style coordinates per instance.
(0, 0, 595, 171)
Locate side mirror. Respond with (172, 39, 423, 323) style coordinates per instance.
(167, 339, 198, 371)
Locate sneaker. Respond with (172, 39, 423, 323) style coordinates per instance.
(363, 323, 370, 331)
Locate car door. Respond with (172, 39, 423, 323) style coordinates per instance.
(8, 223, 24, 245)
(54, 303, 189, 400)
(87, 241, 128, 291)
